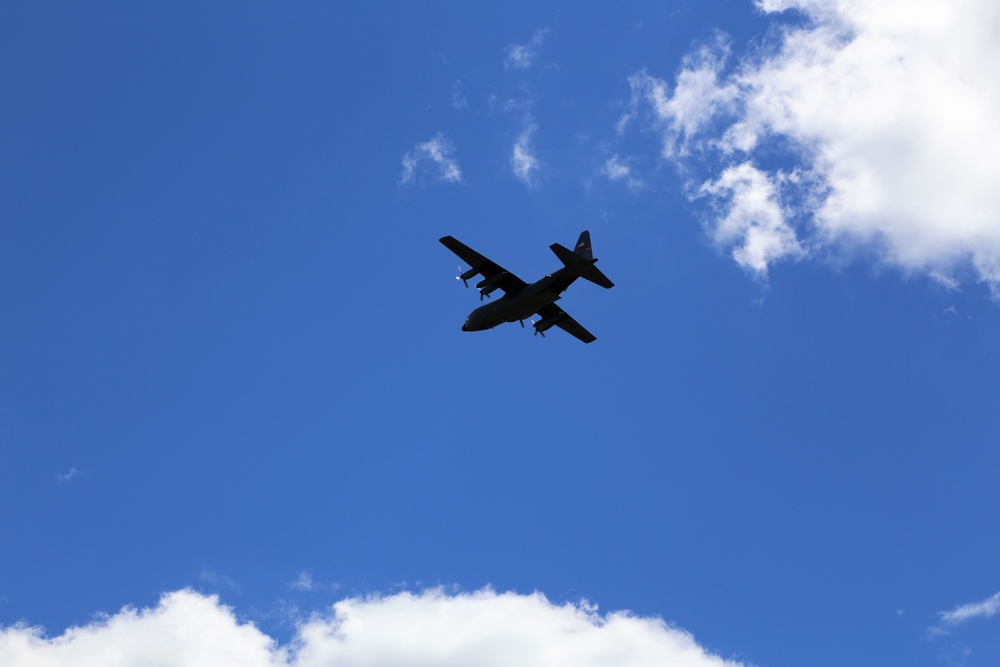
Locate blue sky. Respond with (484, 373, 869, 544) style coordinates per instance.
(3, 2, 1000, 666)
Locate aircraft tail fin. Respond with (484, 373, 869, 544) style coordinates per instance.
(573, 230, 594, 260)
(551, 231, 614, 289)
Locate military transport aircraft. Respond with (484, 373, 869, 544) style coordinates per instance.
(439, 230, 614, 343)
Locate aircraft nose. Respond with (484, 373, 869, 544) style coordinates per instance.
(461, 322, 469, 331)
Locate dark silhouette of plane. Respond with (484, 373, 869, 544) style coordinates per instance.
(440, 230, 614, 343)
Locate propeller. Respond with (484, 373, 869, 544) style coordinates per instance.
(479, 288, 491, 301)
(456, 266, 469, 288)
(531, 318, 545, 337)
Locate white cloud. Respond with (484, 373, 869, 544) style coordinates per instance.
(450, 79, 468, 110)
(506, 44, 535, 70)
(55, 467, 80, 482)
(288, 571, 338, 594)
(700, 162, 804, 274)
(623, 0, 1000, 289)
(399, 133, 463, 186)
(290, 571, 317, 592)
(623, 39, 738, 158)
(933, 590, 1000, 634)
(511, 123, 540, 188)
(602, 155, 645, 192)
(201, 569, 241, 593)
(504, 29, 550, 70)
(0, 591, 281, 667)
(0, 588, 748, 667)
(499, 29, 552, 189)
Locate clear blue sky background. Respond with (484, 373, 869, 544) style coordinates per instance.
(2, 3, 999, 666)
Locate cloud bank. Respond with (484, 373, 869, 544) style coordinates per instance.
(623, 0, 1000, 290)
(0, 588, 747, 667)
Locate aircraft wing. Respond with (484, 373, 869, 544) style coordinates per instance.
(439, 236, 528, 294)
(536, 303, 597, 344)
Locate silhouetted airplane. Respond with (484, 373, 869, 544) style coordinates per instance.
(440, 230, 614, 343)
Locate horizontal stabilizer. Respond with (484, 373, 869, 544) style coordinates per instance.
(550, 243, 615, 289)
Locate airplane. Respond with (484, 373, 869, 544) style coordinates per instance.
(439, 230, 614, 343)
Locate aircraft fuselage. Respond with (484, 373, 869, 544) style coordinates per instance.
(461, 269, 575, 331)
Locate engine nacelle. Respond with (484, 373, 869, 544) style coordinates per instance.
(475, 272, 508, 298)
(533, 310, 566, 334)
(457, 267, 479, 287)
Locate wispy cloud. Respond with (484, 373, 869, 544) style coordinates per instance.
(399, 133, 462, 186)
(290, 571, 317, 592)
(932, 590, 1000, 635)
(199, 569, 241, 593)
(619, 0, 1000, 292)
(504, 29, 550, 70)
(56, 467, 81, 483)
(602, 155, 645, 192)
(621, 40, 737, 158)
(511, 123, 540, 188)
(0, 588, 749, 667)
(450, 78, 468, 110)
(288, 570, 339, 594)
